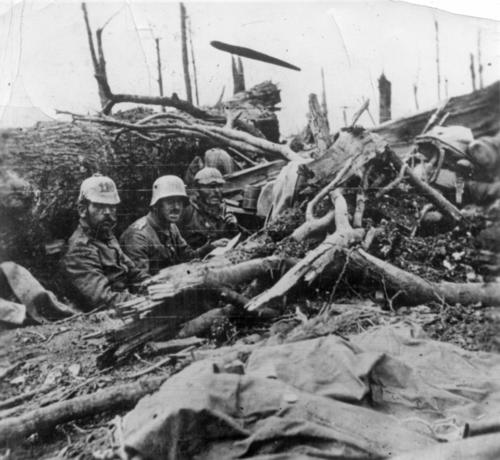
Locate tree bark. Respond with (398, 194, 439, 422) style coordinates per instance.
(308, 93, 330, 157)
(348, 249, 500, 307)
(0, 377, 165, 445)
(180, 3, 193, 104)
(81, 3, 109, 109)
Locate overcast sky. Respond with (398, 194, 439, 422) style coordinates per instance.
(0, 0, 498, 134)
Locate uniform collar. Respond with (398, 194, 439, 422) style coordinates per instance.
(147, 211, 173, 234)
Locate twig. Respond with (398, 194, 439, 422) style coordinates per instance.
(375, 163, 407, 198)
(350, 98, 370, 127)
(0, 362, 23, 381)
(126, 355, 173, 379)
(23, 330, 47, 341)
(305, 158, 353, 221)
(45, 327, 69, 343)
(410, 203, 434, 237)
(319, 250, 351, 316)
(0, 384, 56, 410)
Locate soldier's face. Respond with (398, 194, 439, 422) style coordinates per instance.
(158, 197, 185, 223)
(199, 184, 223, 207)
(86, 203, 117, 231)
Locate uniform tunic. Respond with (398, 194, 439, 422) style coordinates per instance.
(62, 221, 147, 311)
(178, 200, 238, 249)
(120, 212, 195, 277)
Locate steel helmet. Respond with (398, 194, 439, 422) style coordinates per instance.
(416, 126, 473, 158)
(194, 167, 225, 185)
(204, 148, 236, 175)
(78, 173, 120, 205)
(150, 175, 189, 206)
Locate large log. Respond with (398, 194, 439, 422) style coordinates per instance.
(0, 377, 165, 445)
(348, 248, 500, 307)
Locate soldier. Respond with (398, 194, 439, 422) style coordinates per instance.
(414, 126, 500, 206)
(120, 175, 218, 277)
(61, 174, 148, 311)
(178, 167, 239, 249)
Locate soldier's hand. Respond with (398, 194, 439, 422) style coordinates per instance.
(224, 214, 238, 226)
(211, 238, 230, 248)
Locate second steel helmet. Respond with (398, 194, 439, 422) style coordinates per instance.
(150, 175, 189, 206)
(194, 167, 225, 185)
(78, 174, 120, 205)
(416, 126, 473, 159)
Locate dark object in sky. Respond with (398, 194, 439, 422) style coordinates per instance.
(210, 41, 301, 71)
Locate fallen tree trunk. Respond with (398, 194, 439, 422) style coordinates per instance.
(0, 377, 165, 445)
(348, 248, 500, 307)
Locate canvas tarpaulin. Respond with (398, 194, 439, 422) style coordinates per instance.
(122, 323, 500, 459)
(0, 261, 75, 325)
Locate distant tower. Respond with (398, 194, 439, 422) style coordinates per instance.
(378, 73, 392, 123)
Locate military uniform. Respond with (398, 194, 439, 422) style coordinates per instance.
(120, 212, 195, 277)
(178, 200, 238, 249)
(62, 220, 148, 311)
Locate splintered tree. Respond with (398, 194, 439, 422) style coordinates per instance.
(81, 2, 110, 110)
(378, 73, 391, 123)
(188, 16, 200, 105)
(180, 2, 193, 103)
(80, 2, 213, 118)
(232, 56, 246, 94)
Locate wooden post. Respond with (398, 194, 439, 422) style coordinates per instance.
(308, 93, 330, 156)
(321, 68, 329, 119)
(187, 16, 200, 106)
(470, 53, 477, 91)
(477, 29, 484, 89)
(434, 19, 441, 100)
(232, 56, 245, 94)
(378, 73, 391, 123)
(154, 38, 165, 112)
(413, 83, 419, 111)
(237, 57, 245, 91)
(180, 2, 193, 103)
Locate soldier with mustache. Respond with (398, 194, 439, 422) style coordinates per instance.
(120, 175, 219, 277)
(178, 167, 239, 249)
(61, 174, 149, 311)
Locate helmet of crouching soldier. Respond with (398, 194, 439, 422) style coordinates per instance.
(150, 175, 189, 206)
(194, 167, 225, 185)
(78, 174, 120, 205)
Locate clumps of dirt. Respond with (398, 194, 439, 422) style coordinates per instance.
(421, 304, 500, 352)
(266, 208, 305, 241)
(366, 190, 490, 283)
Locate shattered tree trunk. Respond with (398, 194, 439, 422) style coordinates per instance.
(308, 93, 331, 158)
(98, 255, 296, 366)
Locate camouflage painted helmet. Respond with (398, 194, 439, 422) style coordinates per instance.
(78, 173, 120, 205)
(194, 167, 225, 185)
